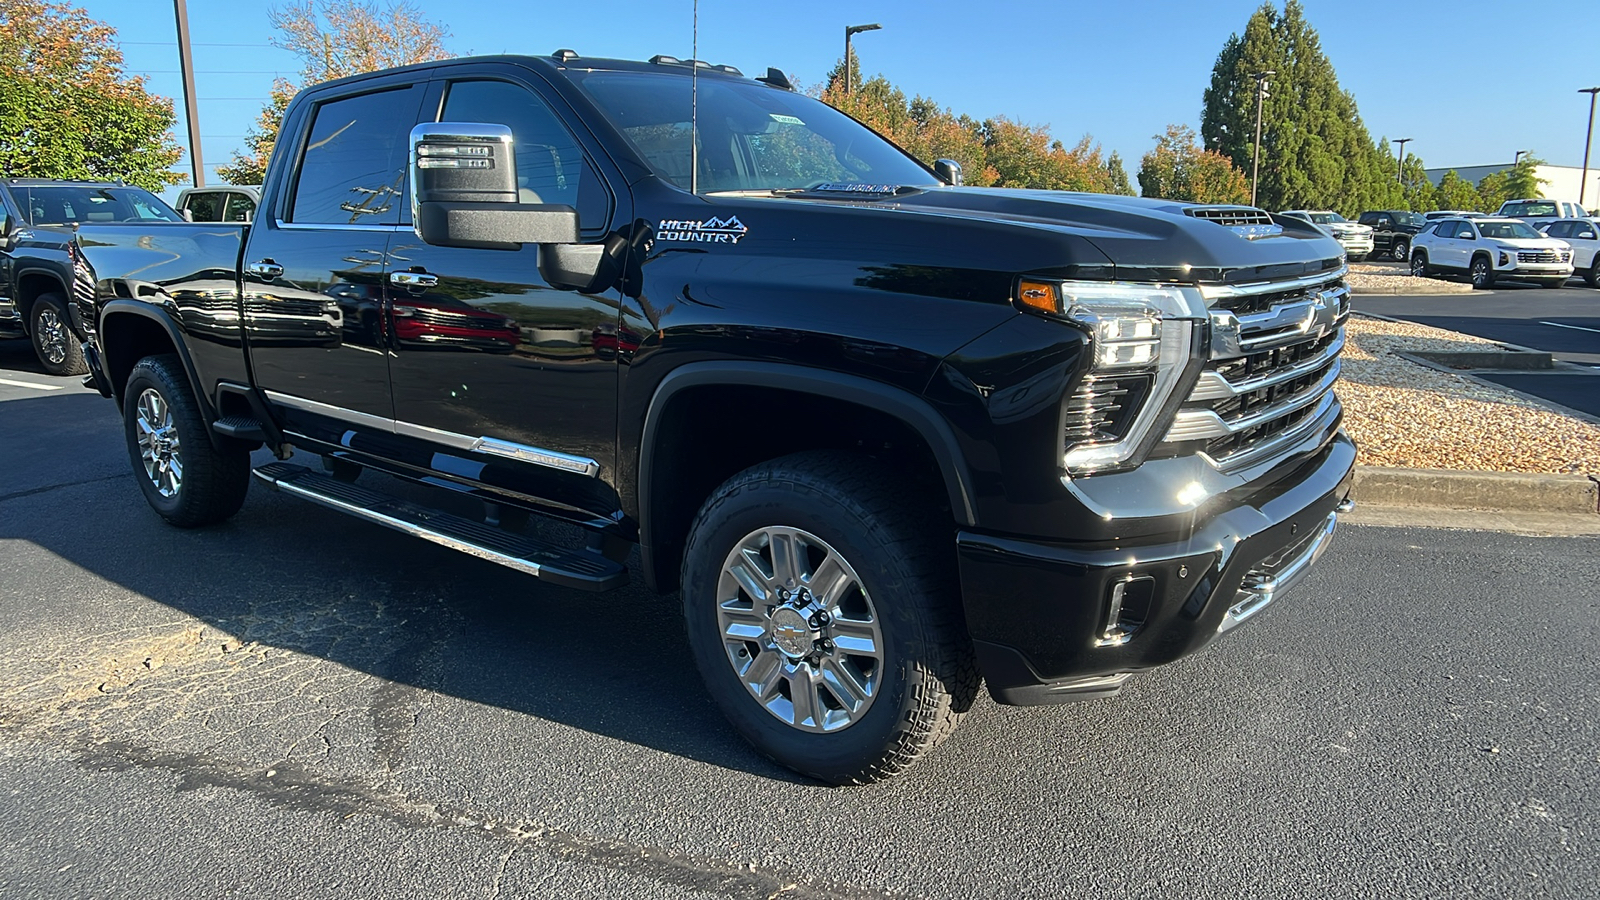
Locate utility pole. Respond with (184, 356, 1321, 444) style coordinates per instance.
(1580, 88, 1599, 206)
(1393, 138, 1412, 183)
(173, 0, 204, 187)
(1249, 71, 1274, 207)
(844, 23, 881, 95)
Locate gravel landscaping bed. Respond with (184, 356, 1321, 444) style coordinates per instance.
(1347, 261, 1474, 294)
(1338, 315, 1600, 475)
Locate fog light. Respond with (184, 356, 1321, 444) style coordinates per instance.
(1095, 575, 1155, 647)
(1499, 252, 1510, 266)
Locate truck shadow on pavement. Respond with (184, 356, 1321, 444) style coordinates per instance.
(0, 390, 809, 784)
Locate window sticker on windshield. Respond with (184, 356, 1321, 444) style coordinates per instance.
(769, 114, 804, 126)
(658, 216, 749, 245)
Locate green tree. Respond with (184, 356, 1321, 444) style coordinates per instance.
(219, 0, 452, 184)
(0, 0, 183, 189)
(1137, 124, 1250, 203)
(1431, 170, 1483, 211)
(1200, 1, 1397, 214)
(1501, 154, 1547, 199)
(1105, 151, 1135, 196)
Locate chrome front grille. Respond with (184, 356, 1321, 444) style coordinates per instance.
(1517, 250, 1560, 263)
(1164, 270, 1348, 471)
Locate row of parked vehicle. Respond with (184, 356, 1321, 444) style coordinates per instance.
(1279, 199, 1600, 290)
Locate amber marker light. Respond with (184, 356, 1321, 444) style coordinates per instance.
(1016, 280, 1058, 313)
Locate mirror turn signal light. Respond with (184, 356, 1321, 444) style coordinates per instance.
(1016, 279, 1058, 313)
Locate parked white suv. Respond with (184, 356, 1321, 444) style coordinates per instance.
(1539, 218, 1600, 287)
(1410, 216, 1573, 289)
(1494, 198, 1589, 228)
(1279, 210, 1375, 260)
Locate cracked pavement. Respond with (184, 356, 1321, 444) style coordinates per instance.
(2, 339, 1598, 899)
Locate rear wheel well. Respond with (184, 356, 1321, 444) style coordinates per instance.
(643, 384, 952, 590)
(102, 313, 181, 402)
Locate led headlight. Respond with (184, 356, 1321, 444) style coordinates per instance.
(1017, 280, 1207, 475)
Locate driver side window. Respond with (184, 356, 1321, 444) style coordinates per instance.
(439, 79, 610, 235)
(1455, 223, 1476, 240)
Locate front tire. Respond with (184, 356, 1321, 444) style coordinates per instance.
(681, 451, 978, 785)
(1391, 238, 1410, 262)
(1470, 256, 1495, 289)
(123, 354, 251, 528)
(1585, 260, 1600, 288)
(29, 293, 88, 376)
(1410, 251, 1431, 277)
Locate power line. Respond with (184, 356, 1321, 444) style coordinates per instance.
(132, 69, 285, 74)
(122, 41, 277, 47)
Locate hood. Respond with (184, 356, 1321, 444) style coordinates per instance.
(714, 187, 1345, 284)
(1491, 237, 1568, 251)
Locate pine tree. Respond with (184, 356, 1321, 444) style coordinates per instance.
(1432, 170, 1484, 212)
(1105, 152, 1135, 196)
(1200, 1, 1398, 215)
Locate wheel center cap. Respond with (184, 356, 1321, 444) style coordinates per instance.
(768, 607, 816, 659)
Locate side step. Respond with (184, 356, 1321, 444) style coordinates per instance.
(213, 416, 269, 441)
(252, 462, 629, 592)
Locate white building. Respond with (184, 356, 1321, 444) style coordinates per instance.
(1423, 163, 1600, 211)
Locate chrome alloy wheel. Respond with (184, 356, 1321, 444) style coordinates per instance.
(36, 306, 69, 366)
(716, 526, 884, 732)
(134, 388, 183, 498)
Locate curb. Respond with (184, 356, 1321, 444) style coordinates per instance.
(1348, 283, 1476, 296)
(1352, 466, 1600, 515)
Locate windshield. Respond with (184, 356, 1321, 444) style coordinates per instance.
(571, 71, 938, 194)
(1394, 212, 1425, 227)
(1480, 221, 1543, 240)
(1306, 212, 1347, 224)
(21, 185, 183, 225)
(1502, 201, 1556, 217)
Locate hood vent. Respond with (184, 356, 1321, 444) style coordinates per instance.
(1184, 206, 1275, 227)
(1184, 206, 1282, 240)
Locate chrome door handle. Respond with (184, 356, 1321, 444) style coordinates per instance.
(246, 260, 283, 279)
(390, 271, 438, 288)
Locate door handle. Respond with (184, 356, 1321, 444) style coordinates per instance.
(246, 259, 283, 279)
(390, 271, 438, 289)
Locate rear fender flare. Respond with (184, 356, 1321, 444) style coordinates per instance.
(99, 299, 227, 452)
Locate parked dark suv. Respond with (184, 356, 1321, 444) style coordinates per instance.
(1356, 210, 1428, 261)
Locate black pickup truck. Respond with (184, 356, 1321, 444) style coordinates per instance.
(0, 178, 186, 375)
(74, 52, 1356, 784)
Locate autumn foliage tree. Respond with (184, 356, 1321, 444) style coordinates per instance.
(218, 0, 453, 183)
(1136, 125, 1249, 204)
(0, 0, 183, 189)
(819, 60, 1127, 193)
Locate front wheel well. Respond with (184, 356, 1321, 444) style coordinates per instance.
(641, 384, 954, 591)
(16, 272, 67, 326)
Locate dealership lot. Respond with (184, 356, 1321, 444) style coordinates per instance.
(1, 340, 1596, 898)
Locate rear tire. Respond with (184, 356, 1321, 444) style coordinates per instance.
(123, 354, 251, 528)
(29, 293, 88, 377)
(681, 451, 978, 785)
(1391, 238, 1409, 262)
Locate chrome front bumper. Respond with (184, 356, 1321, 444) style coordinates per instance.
(1220, 499, 1349, 633)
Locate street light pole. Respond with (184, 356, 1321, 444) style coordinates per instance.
(1579, 88, 1599, 206)
(173, 0, 204, 187)
(1393, 138, 1412, 183)
(844, 23, 881, 95)
(1250, 70, 1274, 208)
(1513, 149, 1529, 166)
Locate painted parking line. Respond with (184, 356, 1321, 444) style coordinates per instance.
(0, 377, 66, 391)
(1539, 321, 1600, 335)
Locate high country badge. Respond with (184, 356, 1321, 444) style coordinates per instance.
(657, 216, 749, 245)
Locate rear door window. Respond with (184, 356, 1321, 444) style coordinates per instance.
(223, 192, 256, 222)
(289, 86, 423, 225)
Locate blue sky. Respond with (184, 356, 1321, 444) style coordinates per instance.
(92, 0, 1600, 196)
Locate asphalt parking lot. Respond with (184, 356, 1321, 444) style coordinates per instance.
(1353, 283, 1600, 418)
(2, 339, 1598, 899)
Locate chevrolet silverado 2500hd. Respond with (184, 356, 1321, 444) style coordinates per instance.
(71, 52, 1356, 784)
